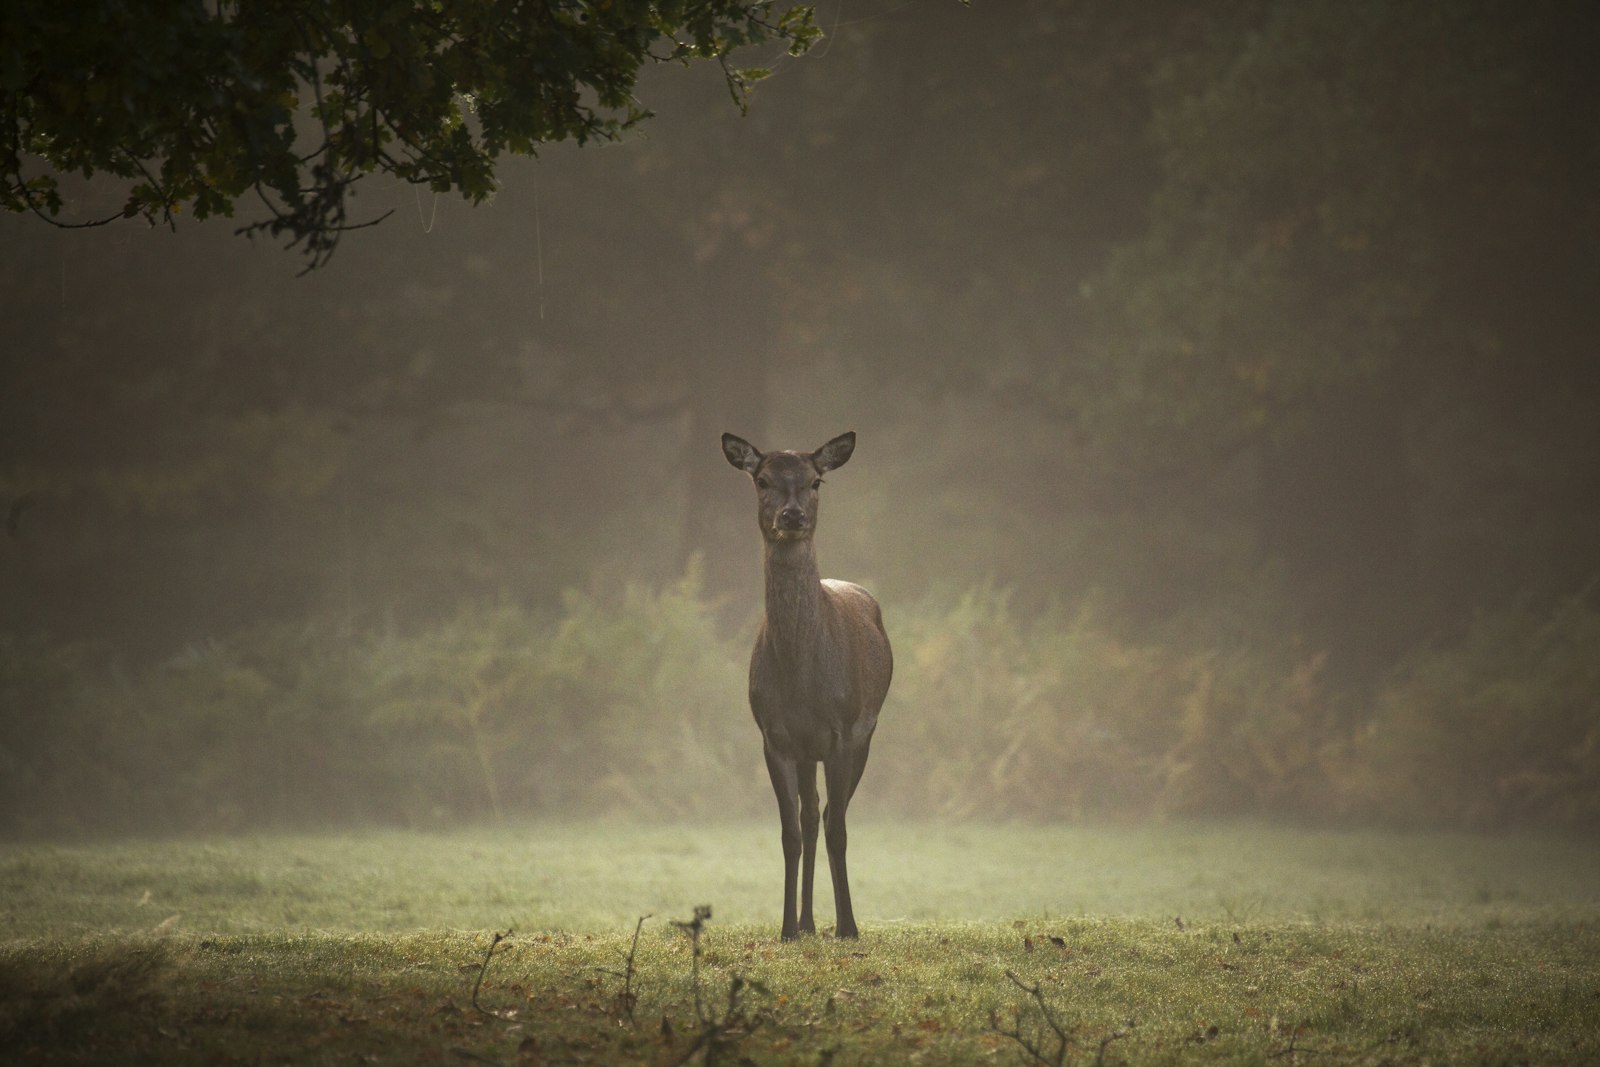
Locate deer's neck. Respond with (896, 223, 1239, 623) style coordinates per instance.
(763, 538, 826, 661)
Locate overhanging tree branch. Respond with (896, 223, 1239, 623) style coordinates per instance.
(3, 0, 823, 269)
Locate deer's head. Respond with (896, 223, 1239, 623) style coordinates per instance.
(722, 431, 855, 543)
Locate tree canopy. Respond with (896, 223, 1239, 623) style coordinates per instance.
(2, 0, 819, 267)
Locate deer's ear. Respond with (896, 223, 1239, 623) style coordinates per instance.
(813, 431, 856, 473)
(722, 433, 763, 474)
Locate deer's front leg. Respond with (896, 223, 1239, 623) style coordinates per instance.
(798, 761, 820, 935)
(763, 744, 803, 941)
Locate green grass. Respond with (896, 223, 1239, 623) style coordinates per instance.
(3, 821, 1598, 1064)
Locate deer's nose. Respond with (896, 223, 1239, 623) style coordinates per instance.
(778, 506, 807, 530)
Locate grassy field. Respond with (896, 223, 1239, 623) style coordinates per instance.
(2, 821, 1598, 1064)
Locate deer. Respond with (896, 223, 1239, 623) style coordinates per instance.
(721, 430, 893, 941)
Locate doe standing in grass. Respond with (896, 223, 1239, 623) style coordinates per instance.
(722, 431, 893, 941)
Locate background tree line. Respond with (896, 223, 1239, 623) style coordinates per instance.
(3, 0, 1597, 835)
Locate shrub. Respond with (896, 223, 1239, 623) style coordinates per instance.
(876, 586, 1340, 822)
(366, 559, 763, 823)
(5, 574, 1595, 836)
(530, 561, 763, 818)
(1356, 593, 1600, 831)
(0, 636, 122, 835)
(0, 622, 398, 836)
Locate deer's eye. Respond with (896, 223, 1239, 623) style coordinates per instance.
(812, 479, 823, 491)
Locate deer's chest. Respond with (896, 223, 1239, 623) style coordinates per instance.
(748, 641, 854, 762)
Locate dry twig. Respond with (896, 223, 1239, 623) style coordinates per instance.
(991, 970, 1073, 1067)
(470, 928, 515, 1018)
(990, 969, 1129, 1067)
(598, 913, 651, 1025)
(667, 905, 768, 1066)
(672, 905, 713, 1022)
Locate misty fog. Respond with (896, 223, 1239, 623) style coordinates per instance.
(3, 1, 1598, 838)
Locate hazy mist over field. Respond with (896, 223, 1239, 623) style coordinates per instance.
(3, 1, 1598, 840)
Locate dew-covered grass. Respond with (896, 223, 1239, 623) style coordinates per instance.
(3, 821, 1597, 1064)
